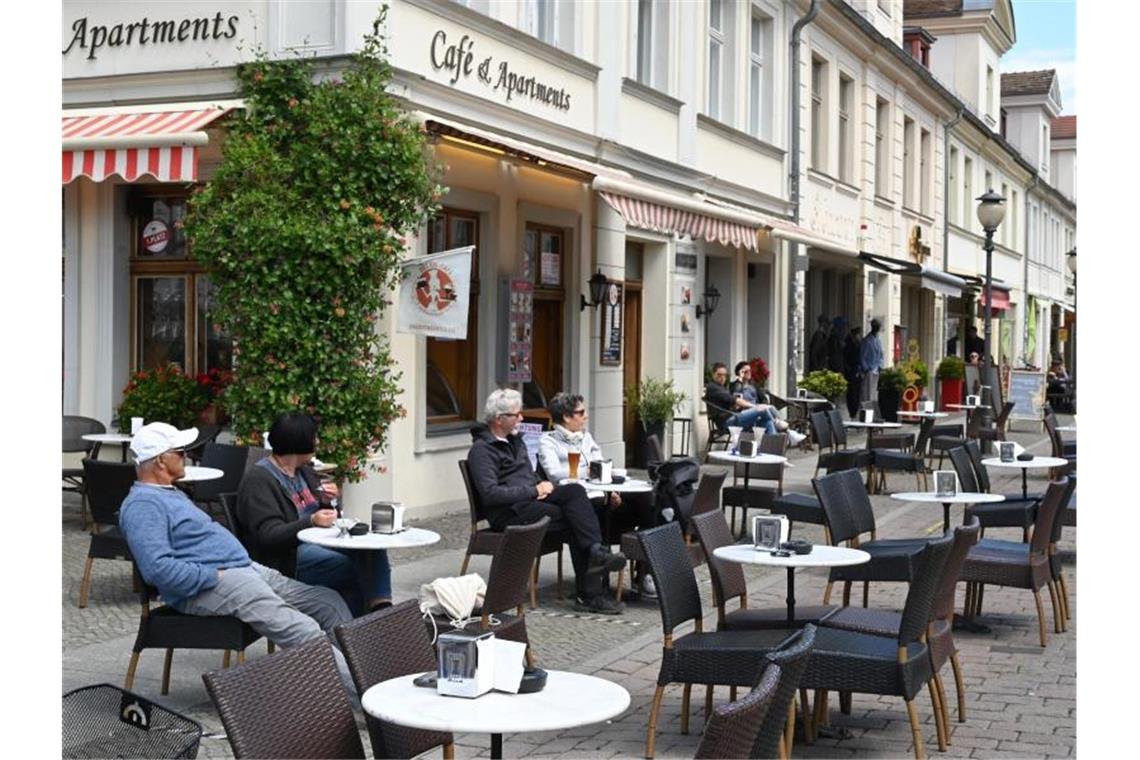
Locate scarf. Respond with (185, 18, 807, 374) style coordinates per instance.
(552, 424, 585, 447)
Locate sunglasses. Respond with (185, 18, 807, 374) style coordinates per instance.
(570, 409, 587, 417)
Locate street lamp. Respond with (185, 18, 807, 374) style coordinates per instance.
(1066, 248, 1076, 392)
(975, 189, 1006, 432)
(579, 269, 610, 311)
(695, 284, 721, 319)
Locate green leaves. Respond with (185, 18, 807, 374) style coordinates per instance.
(800, 370, 848, 400)
(183, 4, 439, 481)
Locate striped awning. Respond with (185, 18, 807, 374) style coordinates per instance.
(599, 191, 759, 251)
(62, 103, 236, 184)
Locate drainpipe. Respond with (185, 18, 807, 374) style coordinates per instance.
(938, 108, 963, 408)
(1022, 176, 1039, 366)
(785, 0, 820, 396)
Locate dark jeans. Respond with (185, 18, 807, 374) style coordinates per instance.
(845, 372, 862, 418)
(493, 484, 604, 596)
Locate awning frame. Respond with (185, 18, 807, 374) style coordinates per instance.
(858, 252, 967, 297)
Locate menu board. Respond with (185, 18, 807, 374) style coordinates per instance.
(507, 279, 533, 382)
(1008, 370, 1046, 422)
(516, 421, 545, 469)
(600, 281, 623, 366)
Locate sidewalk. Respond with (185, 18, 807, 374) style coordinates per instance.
(61, 415, 1075, 758)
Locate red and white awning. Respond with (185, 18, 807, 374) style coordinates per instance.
(599, 191, 760, 251)
(62, 103, 237, 184)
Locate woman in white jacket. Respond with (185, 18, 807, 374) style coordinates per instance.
(538, 392, 659, 597)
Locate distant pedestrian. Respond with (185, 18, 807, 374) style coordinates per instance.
(860, 319, 884, 405)
(826, 317, 846, 374)
(844, 326, 863, 418)
(808, 315, 830, 373)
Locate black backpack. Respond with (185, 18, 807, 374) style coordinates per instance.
(652, 457, 701, 529)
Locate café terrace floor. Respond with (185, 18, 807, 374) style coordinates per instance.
(62, 414, 1076, 758)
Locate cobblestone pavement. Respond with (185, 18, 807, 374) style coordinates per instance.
(62, 414, 1076, 758)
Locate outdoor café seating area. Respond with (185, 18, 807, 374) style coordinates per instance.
(61, 400, 1076, 759)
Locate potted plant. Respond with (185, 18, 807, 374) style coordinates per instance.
(625, 378, 687, 467)
(877, 368, 907, 422)
(898, 358, 930, 411)
(799, 370, 848, 408)
(936, 355, 966, 411)
(116, 363, 209, 432)
(195, 368, 234, 426)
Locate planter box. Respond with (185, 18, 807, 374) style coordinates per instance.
(939, 378, 964, 410)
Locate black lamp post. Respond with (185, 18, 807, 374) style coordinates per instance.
(1066, 247, 1076, 392)
(695, 284, 721, 319)
(580, 269, 610, 311)
(975, 189, 1006, 436)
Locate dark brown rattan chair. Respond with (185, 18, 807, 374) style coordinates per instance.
(722, 433, 788, 538)
(1043, 411, 1076, 474)
(64, 415, 105, 528)
(78, 460, 137, 608)
(335, 600, 454, 759)
(616, 469, 728, 601)
(960, 478, 1075, 647)
(810, 410, 872, 479)
(974, 401, 1015, 445)
(191, 442, 250, 516)
(703, 399, 734, 462)
(822, 518, 981, 734)
(432, 517, 549, 666)
(693, 663, 781, 760)
(949, 443, 1038, 540)
(1049, 474, 1075, 624)
(183, 424, 223, 464)
(799, 534, 954, 759)
(928, 422, 966, 469)
(870, 417, 936, 493)
(203, 638, 364, 759)
(457, 460, 564, 608)
(691, 510, 837, 630)
(753, 624, 818, 759)
(636, 522, 798, 758)
(859, 400, 915, 449)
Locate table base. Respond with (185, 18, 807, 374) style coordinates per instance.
(491, 732, 503, 759)
(951, 616, 992, 634)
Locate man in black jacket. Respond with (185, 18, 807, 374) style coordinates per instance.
(467, 388, 625, 614)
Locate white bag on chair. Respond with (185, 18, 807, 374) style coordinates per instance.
(419, 573, 487, 623)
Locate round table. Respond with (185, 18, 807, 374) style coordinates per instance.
(890, 491, 1006, 533)
(896, 410, 949, 421)
(82, 432, 133, 462)
(361, 670, 630, 759)
(981, 456, 1069, 499)
(558, 477, 653, 494)
(712, 544, 869, 622)
(298, 525, 440, 551)
(178, 466, 223, 483)
(945, 404, 983, 411)
(1056, 425, 1076, 433)
(842, 421, 903, 447)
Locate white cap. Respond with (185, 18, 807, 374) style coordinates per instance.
(130, 422, 199, 463)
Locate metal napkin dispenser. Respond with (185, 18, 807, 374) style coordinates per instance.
(370, 501, 405, 534)
(588, 459, 613, 484)
(437, 630, 494, 698)
(737, 439, 757, 457)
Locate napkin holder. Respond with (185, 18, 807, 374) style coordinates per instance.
(588, 459, 613, 484)
(862, 409, 875, 424)
(437, 631, 494, 698)
(999, 442, 1016, 463)
(965, 394, 980, 406)
(738, 439, 757, 458)
(371, 501, 405, 534)
(752, 515, 789, 551)
(923, 400, 935, 413)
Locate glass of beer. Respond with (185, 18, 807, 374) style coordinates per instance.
(567, 447, 581, 480)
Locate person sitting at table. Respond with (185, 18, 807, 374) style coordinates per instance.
(538, 392, 659, 598)
(118, 422, 356, 689)
(705, 363, 806, 445)
(729, 361, 763, 405)
(468, 388, 626, 615)
(236, 411, 392, 616)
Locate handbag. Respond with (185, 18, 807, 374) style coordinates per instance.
(418, 573, 486, 625)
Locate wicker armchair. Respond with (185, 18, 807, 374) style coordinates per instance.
(974, 401, 1015, 445)
(809, 411, 872, 479)
(869, 417, 936, 493)
(693, 663, 781, 760)
(691, 510, 837, 631)
(859, 401, 915, 449)
(63, 415, 105, 528)
(335, 601, 454, 759)
(636, 522, 798, 758)
(753, 624, 818, 758)
(949, 442, 1039, 540)
(960, 478, 1075, 647)
(203, 638, 364, 759)
(78, 460, 137, 608)
(191, 442, 250, 517)
(721, 433, 788, 538)
(457, 460, 564, 608)
(928, 422, 966, 469)
(703, 398, 735, 462)
(1043, 410, 1077, 473)
(799, 534, 955, 758)
(812, 469, 931, 607)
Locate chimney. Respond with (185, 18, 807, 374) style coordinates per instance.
(902, 27, 936, 69)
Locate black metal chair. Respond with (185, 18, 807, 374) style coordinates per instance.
(721, 432, 788, 538)
(78, 460, 137, 608)
(703, 399, 734, 462)
(63, 683, 203, 759)
(203, 638, 364, 759)
(335, 600, 454, 759)
(183, 424, 223, 464)
(192, 442, 251, 517)
(636, 522, 798, 758)
(799, 533, 955, 758)
(457, 460, 565, 609)
(64, 415, 106, 528)
(693, 663, 781, 760)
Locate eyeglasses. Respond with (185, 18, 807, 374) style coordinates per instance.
(571, 409, 587, 417)
(498, 411, 523, 419)
(164, 449, 186, 460)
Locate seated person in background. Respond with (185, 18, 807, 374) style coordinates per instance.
(539, 392, 659, 598)
(706, 362, 806, 446)
(729, 361, 762, 404)
(237, 412, 391, 616)
(468, 388, 626, 615)
(119, 422, 355, 689)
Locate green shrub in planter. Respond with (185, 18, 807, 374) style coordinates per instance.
(900, 358, 930, 389)
(936, 355, 965, 380)
(117, 364, 208, 432)
(878, 368, 907, 393)
(625, 378, 687, 427)
(799, 370, 847, 400)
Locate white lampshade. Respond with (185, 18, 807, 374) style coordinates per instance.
(975, 189, 1007, 231)
(1066, 250, 1077, 273)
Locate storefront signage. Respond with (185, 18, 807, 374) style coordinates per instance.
(600, 282, 623, 366)
(675, 253, 697, 272)
(397, 246, 474, 338)
(141, 220, 170, 254)
(508, 279, 534, 382)
(63, 12, 239, 61)
(428, 30, 572, 112)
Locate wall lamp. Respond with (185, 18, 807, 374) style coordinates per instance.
(580, 269, 610, 311)
(695, 284, 721, 319)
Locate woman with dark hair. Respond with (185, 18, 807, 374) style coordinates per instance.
(236, 412, 391, 615)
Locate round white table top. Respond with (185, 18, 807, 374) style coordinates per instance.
(890, 491, 1006, 505)
(558, 477, 652, 493)
(787, 397, 831, 404)
(945, 404, 983, 410)
(82, 432, 134, 443)
(896, 410, 950, 419)
(842, 420, 903, 429)
(361, 671, 630, 735)
(297, 526, 440, 550)
(179, 466, 224, 483)
(981, 456, 1068, 470)
(1056, 426, 1076, 433)
(708, 451, 788, 466)
(713, 543, 870, 569)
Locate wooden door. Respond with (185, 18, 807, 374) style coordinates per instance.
(622, 284, 642, 464)
(531, 298, 563, 400)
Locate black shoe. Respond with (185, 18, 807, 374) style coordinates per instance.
(574, 594, 624, 615)
(587, 545, 627, 574)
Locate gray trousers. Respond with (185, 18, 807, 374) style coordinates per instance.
(861, 370, 879, 406)
(179, 563, 358, 701)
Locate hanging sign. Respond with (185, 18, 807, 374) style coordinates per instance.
(600, 281, 623, 366)
(141, 219, 170, 254)
(397, 246, 474, 338)
(508, 279, 533, 382)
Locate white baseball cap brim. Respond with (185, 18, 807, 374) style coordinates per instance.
(130, 422, 199, 462)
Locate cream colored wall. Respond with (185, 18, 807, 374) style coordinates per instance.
(619, 94, 679, 163)
(695, 127, 785, 199)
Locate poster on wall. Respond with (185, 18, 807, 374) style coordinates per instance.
(397, 246, 474, 338)
(678, 341, 692, 365)
(600, 281, 623, 366)
(680, 284, 692, 305)
(508, 278, 533, 382)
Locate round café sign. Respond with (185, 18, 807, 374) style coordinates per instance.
(142, 219, 169, 254)
(414, 264, 458, 314)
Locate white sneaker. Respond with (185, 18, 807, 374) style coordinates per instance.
(640, 575, 658, 599)
(787, 430, 807, 447)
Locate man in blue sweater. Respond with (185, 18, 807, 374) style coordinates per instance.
(119, 423, 353, 660)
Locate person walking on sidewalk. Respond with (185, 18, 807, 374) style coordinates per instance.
(860, 318, 885, 406)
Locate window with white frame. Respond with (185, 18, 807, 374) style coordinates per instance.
(707, 0, 725, 120)
(984, 170, 993, 196)
(838, 74, 854, 183)
(633, 1, 670, 92)
(1000, 183, 1009, 245)
(636, 0, 653, 85)
(811, 56, 827, 172)
(748, 11, 771, 138)
(875, 97, 889, 196)
(962, 156, 973, 228)
(1010, 190, 1019, 250)
(1041, 124, 1049, 168)
(903, 116, 915, 208)
(524, 0, 574, 52)
(920, 128, 931, 214)
(985, 66, 994, 118)
(948, 146, 959, 225)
